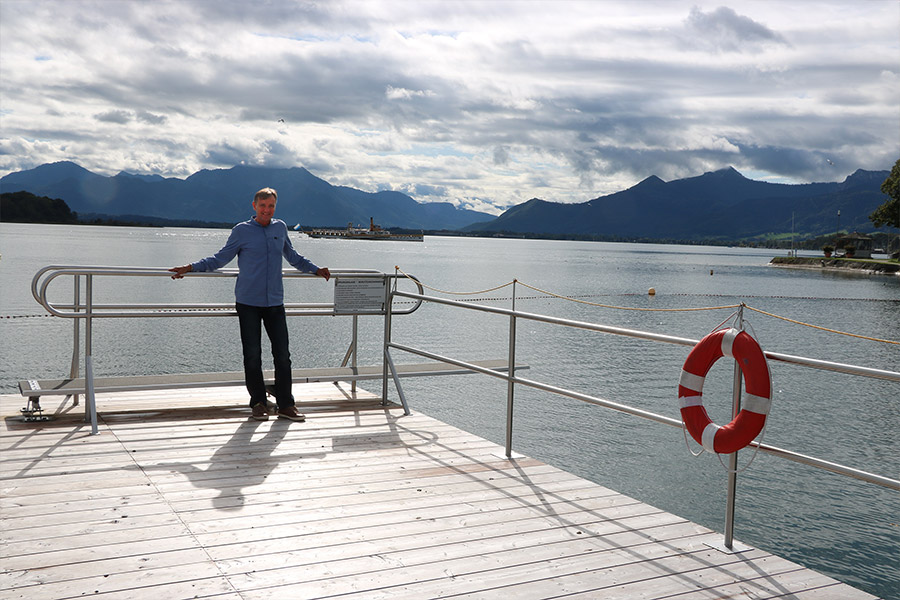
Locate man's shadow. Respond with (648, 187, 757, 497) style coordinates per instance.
(149, 417, 327, 510)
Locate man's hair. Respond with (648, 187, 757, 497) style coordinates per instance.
(254, 187, 278, 202)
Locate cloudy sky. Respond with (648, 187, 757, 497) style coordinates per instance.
(1, 0, 898, 214)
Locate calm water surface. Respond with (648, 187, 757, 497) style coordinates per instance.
(1, 223, 898, 598)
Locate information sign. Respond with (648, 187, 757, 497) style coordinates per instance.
(333, 277, 387, 315)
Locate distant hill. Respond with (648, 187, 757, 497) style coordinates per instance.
(465, 166, 890, 242)
(2, 162, 891, 242)
(0, 190, 77, 224)
(0, 162, 493, 231)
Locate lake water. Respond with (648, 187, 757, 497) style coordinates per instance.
(1, 222, 898, 598)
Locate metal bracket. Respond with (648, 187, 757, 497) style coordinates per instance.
(705, 539, 753, 554)
(20, 397, 51, 422)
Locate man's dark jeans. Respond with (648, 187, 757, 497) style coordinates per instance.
(236, 303, 294, 408)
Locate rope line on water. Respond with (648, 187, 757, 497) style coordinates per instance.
(743, 305, 900, 345)
(515, 281, 742, 312)
(396, 266, 515, 296)
(394, 268, 900, 346)
(668, 293, 899, 303)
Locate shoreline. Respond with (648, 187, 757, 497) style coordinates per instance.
(770, 255, 900, 275)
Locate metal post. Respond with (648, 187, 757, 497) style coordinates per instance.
(790, 212, 794, 257)
(351, 314, 358, 394)
(381, 273, 393, 404)
(69, 275, 81, 406)
(836, 209, 841, 248)
(723, 307, 744, 549)
(84, 275, 98, 435)
(722, 361, 741, 547)
(505, 280, 517, 458)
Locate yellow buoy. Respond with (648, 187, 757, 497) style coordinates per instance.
(648, 287, 656, 296)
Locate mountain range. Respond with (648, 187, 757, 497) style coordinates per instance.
(0, 162, 490, 231)
(465, 167, 890, 241)
(1, 162, 891, 241)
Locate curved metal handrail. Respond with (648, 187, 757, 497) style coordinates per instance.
(32, 265, 424, 318)
(27, 264, 427, 437)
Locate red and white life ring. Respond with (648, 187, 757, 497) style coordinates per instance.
(678, 328, 772, 454)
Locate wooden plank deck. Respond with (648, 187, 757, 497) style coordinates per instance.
(1, 384, 877, 600)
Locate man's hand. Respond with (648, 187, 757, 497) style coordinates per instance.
(316, 267, 331, 281)
(169, 265, 192, 279)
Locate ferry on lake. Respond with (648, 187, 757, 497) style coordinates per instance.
(302, 217, 424, 241)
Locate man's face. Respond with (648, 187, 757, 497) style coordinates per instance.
(253, 195, 277, 226)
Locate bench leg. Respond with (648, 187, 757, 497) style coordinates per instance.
(384, 349, 411, 415)
(20, 397, 51, 422)
(85, 356, 99, 435)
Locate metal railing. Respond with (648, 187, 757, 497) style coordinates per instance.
(30, 265, 423, 434)
(26, 265, 899, 551)
(381, 286, 900, 552)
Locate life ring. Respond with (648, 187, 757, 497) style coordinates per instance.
(678, 328, 772, 454)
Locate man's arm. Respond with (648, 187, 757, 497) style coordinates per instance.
(282, 223, 328, 279)
(170, 225, 243, 280)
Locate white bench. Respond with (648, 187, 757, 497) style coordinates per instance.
(18, 360, 526, 424)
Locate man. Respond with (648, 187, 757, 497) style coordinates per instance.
(170, 187, 330, 422)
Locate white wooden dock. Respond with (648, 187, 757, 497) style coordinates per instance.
(1, 384, 877, 600)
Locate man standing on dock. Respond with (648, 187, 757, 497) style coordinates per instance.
(169, 187, 330, 422)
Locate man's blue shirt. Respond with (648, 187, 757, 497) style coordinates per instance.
(191, 218, 319, 307)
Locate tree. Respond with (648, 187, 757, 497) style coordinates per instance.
(0, 191, 78, 223)
(869, 158, 900, 228)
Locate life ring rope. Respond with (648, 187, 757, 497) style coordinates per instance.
(680, 414, 769, 473)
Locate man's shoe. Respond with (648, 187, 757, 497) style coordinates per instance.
(251, 403, 269, 421)
(277, 406, 306, 422)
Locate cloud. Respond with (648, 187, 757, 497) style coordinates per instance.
(203, 137, 300, 169)
(94, 109, 132, 124)
(1, 0, 897, 212)
(386, 86, 436, 100)
(682, 6, 789, 53)
(204, 141, 259, 168)
(136, 111, 168, 125)
(410, 183, 448, 197)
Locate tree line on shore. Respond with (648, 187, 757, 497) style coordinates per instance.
(0, 191, 234, 228)
(1, 191, 78, 224)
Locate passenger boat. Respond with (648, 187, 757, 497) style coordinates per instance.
(306, 217, 424, 241)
